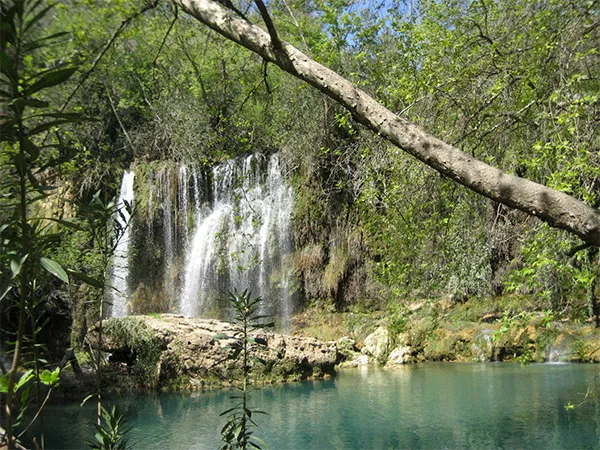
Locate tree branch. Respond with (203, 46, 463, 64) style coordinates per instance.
(254, 0, 283, 53)
(171, 0, 600, 246)
(104, 83, 137, 155)
(152, 5, 179, 66)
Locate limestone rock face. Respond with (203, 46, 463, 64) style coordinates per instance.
(87, 315, 339, 389)
(362, 327, 391, 363)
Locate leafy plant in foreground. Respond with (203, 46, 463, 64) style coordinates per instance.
(0, 0, 85, 446)
(217, 290, 272, 450)
(87, 405, 133, 450)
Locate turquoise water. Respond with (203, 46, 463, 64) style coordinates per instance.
(30, 363, 600, 449)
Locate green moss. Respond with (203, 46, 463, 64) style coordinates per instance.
(103, 317, 166, 387)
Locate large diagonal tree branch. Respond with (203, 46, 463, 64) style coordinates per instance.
(171, 0, 600, 246)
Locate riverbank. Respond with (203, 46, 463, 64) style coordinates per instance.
(58, 296, 600, 395)
(292, 296, 600, 367)
(80, 314, 339, 392)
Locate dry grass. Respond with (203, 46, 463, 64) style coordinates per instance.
(294, 244, 324, 271)
(323, 246, 348, 295)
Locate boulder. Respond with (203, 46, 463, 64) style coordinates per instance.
(340, 354, 371, 367)
(386, 346, 413, 365)
(87, 315, 339, 389)
(362, 326, 391, 363)
(471, 329, 494, 362)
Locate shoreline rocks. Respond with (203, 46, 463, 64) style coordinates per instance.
(86, 314, 339, 390)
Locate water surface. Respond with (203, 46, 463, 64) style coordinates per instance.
(33, 363, 600, 449)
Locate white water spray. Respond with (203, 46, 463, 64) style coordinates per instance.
(180, 154, 295, 320)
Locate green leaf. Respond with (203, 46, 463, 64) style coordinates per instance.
(28, 112, 84, 120)
(10, 97, 49, 109)
(22, 138, 39, 161)
(28, 118, 81, 136)
(41, 218, 85, 231)
(40, 257, 69, 283)
(10, 257, 22, 278)
(39, 367, 60, 387)
(0, 372, 9, 393)
(23, 31, 70, 53)
(25, 67, 77, 96)
(0, 278, 14, 302)
(67, 269, 104, 289)
(15, 369, 34, 390)
(0, 118, 18, 140)
(23, 4, 54, 32)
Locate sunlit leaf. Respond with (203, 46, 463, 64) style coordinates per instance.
(15, 369, 34, 390)
(40, 257, 69, 283)
(39, 367, 60, 387)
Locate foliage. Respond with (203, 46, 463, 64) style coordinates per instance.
(387, 302, 409, 338)
(491, 311, 532, 344)
(87, 405, 133, 450)
(35, 0, 600, 318)
(216, 290, 271, 450)
(572, 339, 588, 362)
(0, 0, 86, 445)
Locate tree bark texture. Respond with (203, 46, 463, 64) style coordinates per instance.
(172, 0, 600, 246)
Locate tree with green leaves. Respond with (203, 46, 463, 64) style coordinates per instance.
(170, 0, 600, 247)
(0, 0, 85, 447)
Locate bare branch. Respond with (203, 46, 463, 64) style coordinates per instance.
(153, 5, 179, 66)
(254, 0, 283, 53)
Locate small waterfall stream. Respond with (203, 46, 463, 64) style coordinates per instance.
(109, 170, 135, 317)
(108, 154, 296, 322)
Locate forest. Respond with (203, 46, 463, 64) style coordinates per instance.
(1, 0, 600, 448)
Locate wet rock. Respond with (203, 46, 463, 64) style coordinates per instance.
(340, 354, 371, 367)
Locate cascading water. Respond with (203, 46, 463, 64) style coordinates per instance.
(108, 154, 296, 323)
(180, 154, 296, 321)
(109, 170, 135, 317)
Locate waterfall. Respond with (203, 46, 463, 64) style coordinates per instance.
(109, 170, 135, 317)
(180, 154, 296, 321)
(110, 154, 296, 323)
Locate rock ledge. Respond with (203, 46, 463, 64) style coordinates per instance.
(87, 315, 339, 389)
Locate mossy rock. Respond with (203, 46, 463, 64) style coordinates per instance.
(87, 315, 339, 390)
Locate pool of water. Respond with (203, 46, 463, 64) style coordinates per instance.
(28, 363, 600, 449)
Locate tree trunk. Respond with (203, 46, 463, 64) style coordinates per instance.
(172, 0, 600, 246)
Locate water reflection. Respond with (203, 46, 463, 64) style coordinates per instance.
(28, 363, 600, 449)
